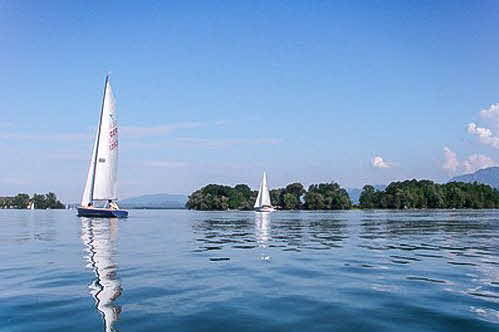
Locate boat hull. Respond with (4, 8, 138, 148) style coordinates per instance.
(255, 206, 275, 213)
(77, 207, 128, 218)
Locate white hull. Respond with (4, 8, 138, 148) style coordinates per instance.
(255, 206, 275, 213)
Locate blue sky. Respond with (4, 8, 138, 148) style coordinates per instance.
(1, 1, 499, 202)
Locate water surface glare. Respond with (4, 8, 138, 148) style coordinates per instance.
(0, 209, 498, 331)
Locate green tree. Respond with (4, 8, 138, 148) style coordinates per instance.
(304, 191, 325, 209)
(304, 182, 352, 210)
(270, 189, 284, 208)
(13, 193, 30, 209)
(359, 185, 376, 208)
(283, 193, 299, 210)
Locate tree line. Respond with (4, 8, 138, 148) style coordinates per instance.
(0, 192, 65, 209)
(359, 180, 499, 209)
(186, 182, 351, 210)
(187, 179, 499, 211)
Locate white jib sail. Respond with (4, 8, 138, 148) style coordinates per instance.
(81, 77, 119, 206)
(81, 131, 99, 206)
(254, 172, 272, 208)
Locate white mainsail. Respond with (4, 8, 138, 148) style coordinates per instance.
(81, 77, 119, 206)
(254, 172, 272, 208)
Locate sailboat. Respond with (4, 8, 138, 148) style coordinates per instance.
(28, 201, 35, 210)
(254, 172, 275, 212)
(77, 75, 128, 218)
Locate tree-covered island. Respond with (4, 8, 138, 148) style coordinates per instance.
(359, 180, 499, 209)
(186, 181, 353, 210)
(187, 179, 499, 211)
(0, 192, 65, 209)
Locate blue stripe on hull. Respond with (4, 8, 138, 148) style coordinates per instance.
(77, 207, 128, 218)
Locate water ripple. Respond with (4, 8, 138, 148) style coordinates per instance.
(1, 209, 498, 331)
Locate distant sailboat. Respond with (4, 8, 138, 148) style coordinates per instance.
(254, 172, 274, 212)
(28, 201, 35, 210)
(77, 75, 128, 218)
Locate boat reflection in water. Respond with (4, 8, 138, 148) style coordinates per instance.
(81, 218, 122, 332)
(255, 212, 272, 261)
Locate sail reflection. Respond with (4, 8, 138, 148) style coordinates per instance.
(255, 212, 271, 248)
(81, 218, 122, 332)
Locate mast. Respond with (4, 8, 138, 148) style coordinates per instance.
(89, 75, 109, 202)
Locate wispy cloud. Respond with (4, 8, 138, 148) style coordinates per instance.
(0, 177, 29, 185)
(0, 120, 224, 142)
(214, 120, 230, 127)
(144, 161, 190, 168)
(47, 152, 88, 161)
(175, 137, 283, 148)
(0, 132, 88, 141)
(371, 155, 396, 169)
(121, 122, 203, 137)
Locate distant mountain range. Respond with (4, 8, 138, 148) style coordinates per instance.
(450, 166, 499, 188)
(118, 193, 188, 209)
(114, 170, 499, 209)
(347, 185, 386, 204)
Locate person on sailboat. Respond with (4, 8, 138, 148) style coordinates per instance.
(108, 200, 119, 210)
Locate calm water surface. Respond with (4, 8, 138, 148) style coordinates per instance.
(0, 209, 498, 331)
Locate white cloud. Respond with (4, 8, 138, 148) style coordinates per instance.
(467, 122, 499, 148)
(462, 154, 497, 173)
(467, 103, 499, 149)
(479, 103, 499, 124)
(441, 146, 497, 175)
(442, 146, 459, 175)
(371, 155, 395, 169)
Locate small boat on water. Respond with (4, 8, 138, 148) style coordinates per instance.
(254, 172, 275, 212)
(77, 75, 128, 218)
(28, 201, 35, 210)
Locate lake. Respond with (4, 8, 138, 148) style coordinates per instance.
(0, 209, 498, 331)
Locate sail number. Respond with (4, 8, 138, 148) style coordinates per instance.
(110, 127, 118, 137)
(109, 140, 118, 150)
(109, 127, 118, 150)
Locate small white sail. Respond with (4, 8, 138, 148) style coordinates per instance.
(254, 172, 272, 208)
(81, 77, 119, 206)
(81, 131, 99, 207)
(254, 183, 263, 208)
